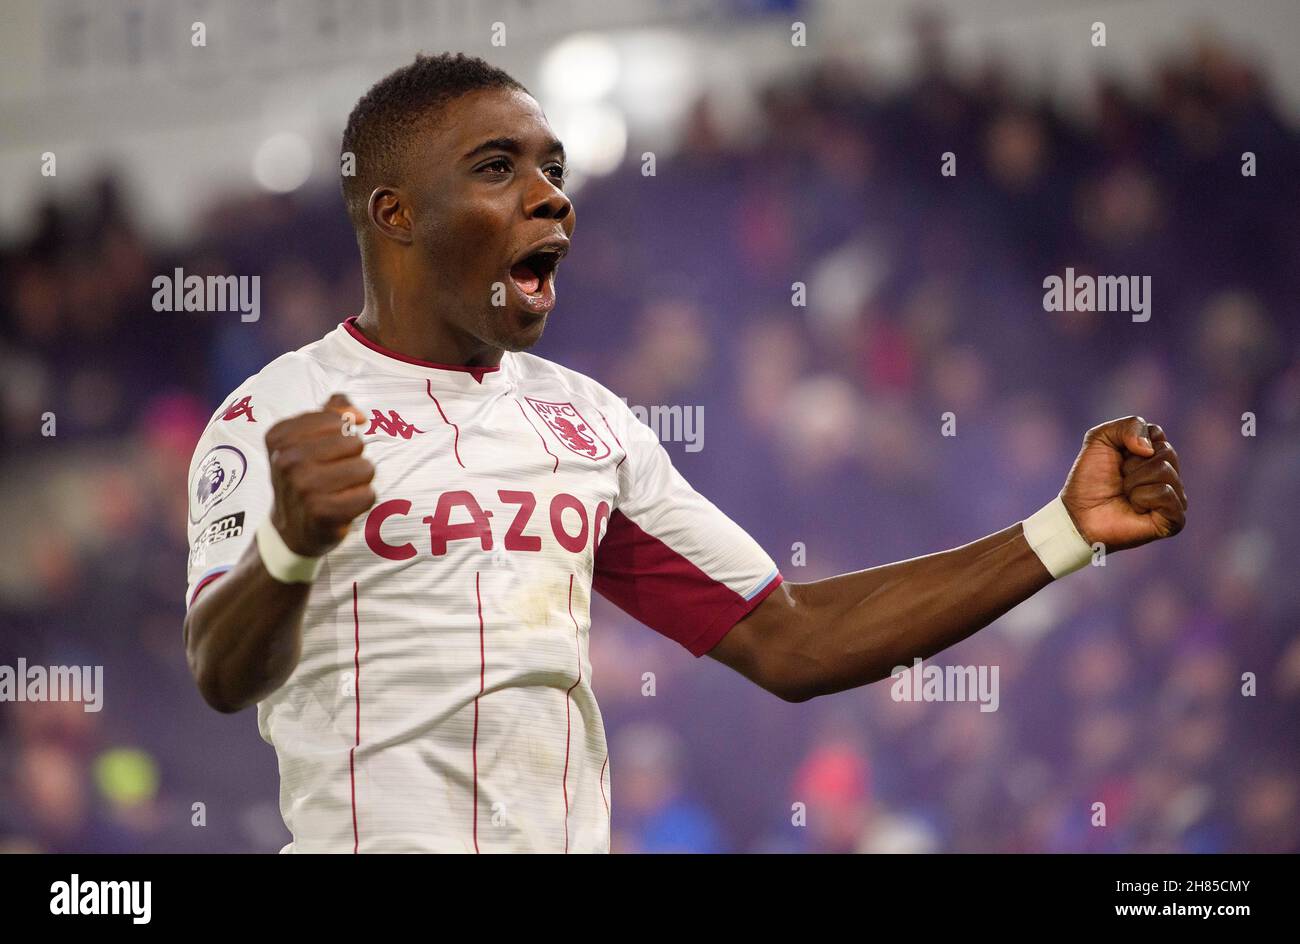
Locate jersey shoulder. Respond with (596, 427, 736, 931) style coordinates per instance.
(508, 350, 628, 416)
(204, 331, 342, 431)
(187, 332, 343, 528)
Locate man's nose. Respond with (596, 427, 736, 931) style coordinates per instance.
(523, 177, 572, 221)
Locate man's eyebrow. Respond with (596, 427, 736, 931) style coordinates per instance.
(462, 136, 566, 162)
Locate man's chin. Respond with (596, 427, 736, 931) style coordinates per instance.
(493, 309, 548, 353)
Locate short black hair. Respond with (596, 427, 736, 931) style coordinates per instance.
(340, 52, 527, 232)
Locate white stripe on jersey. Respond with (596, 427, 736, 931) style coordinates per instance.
(185, 318, 782, 853)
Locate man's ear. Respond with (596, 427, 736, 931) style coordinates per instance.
(367, 187, 414, 245)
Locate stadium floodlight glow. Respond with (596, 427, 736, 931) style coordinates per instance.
(551, 102, 628, 177)
(252, 132, 313, 193)
(616, 31, 698, 131)
(540, 33, 620, 103)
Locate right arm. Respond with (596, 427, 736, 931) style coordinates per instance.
(183, 395, 376, 713)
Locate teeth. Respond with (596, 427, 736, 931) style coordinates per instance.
(509, 246, 562, 300)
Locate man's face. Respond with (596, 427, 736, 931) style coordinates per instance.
(401, 87, 575, 353)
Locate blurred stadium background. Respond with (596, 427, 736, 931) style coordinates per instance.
(1, 0, 1298, 853)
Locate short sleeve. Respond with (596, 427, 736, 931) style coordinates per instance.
(592, 400, 782, 657)
(183, 389, 275, 609)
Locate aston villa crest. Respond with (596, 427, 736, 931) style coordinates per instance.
(524, 398, 611, 461)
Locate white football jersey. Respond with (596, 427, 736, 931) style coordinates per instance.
(184, 317, 783, 853)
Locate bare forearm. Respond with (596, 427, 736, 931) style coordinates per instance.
(722, 524, 1052, 701)
(183, 541, 311, 713)
(714, 417, 1188, 702)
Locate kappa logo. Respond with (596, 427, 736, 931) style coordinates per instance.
(525, 398, 610, 460)
(189, 445, 247, 523)
(220, 395, 256, 423)
(365, 409, 426, 439)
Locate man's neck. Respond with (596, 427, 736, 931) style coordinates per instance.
(354, 300, 503, 369)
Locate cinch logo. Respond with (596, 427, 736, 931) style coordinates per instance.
(365, 489, 610, 561)
(365, 409, 426, 439)
(188, 511, 246, 570)
(50, 874, 151, 925)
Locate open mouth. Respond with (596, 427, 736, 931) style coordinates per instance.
(505, 236, 568, 316)
(508, 247, 564, 298)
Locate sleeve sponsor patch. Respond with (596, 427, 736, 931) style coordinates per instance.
(189, 445, 248, 523)
(187, 511, 246, 571)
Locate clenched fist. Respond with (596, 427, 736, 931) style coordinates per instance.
(265, 394, 377, 557)
(1061, 416, 1187, 552)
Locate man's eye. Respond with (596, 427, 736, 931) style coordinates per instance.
(546, 165, 567, 183)
(481, 158, 511, 174)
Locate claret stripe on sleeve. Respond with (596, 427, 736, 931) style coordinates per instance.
(592, 511, 784, 657)
(187, 565, 232, 608)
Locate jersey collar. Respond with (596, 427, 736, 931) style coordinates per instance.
(339, 316, 505, 385)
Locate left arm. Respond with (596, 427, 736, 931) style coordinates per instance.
(710, 416, 1186, 702)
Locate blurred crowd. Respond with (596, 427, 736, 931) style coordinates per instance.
(1, 27, 1297, 853)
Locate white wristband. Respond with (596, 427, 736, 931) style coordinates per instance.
(1022, 495, 1093, 579)
(256, 517, 324, 584)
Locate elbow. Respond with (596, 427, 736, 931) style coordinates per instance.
(184, 615, 244, 714)
(753, 651, 825, 704)
(190, 659, 244, 714)
(752, 645, 892, 703)
(715, 588, 840, 703)
(197, 679, 245, 714)
(773, 682, 817, 704)
(771, 669, 829, 703)
(194, 663, 248, 714)
(737, 622, 829, 703)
